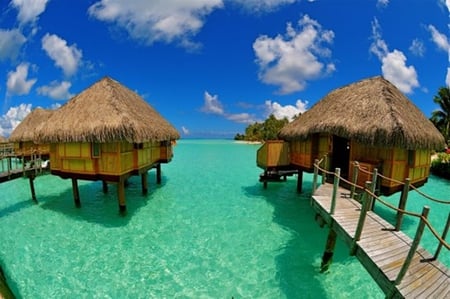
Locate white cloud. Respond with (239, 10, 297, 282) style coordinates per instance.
(6, 63, 37, 96)
(37, 81, 74, 100)
(11, 0, 49, 25)
(253, 15, 335, 94)
(0, 103, 32, 137)
(200, 91, 258, 124)
(88, 0, 223, 49)
(409, 39, 425, 57)
(230, 0, 297, 12)
(265, 99, 308, 121)
(370, 18, 419, 94)
(41, 33, 82, 77)
(376, 0, 389, 8)
(181, 126, 190, 135)
(428, 25, 450, 52)
(0, 29, 26, 61)
(201, 91, 224, 114)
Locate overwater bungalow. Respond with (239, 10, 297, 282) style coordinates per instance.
(257, 76, 446, 195)
(9, 108, 52, 161)
(35, 77, 180, 212)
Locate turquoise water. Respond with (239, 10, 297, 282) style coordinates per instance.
(0, 139, 448, 298)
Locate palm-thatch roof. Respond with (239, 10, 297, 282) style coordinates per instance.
(9, 108, 53, 143)
(0, 136, 7, 143)
(279, 76, 445, 150)
(36, 77, 180, 143)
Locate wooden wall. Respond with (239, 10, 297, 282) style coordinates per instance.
(49, 141, 170, 176)
(256, 140, 290, 169)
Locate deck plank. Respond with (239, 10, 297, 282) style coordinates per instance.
(311, 183, 449, 299)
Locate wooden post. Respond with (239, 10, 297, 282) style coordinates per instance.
(312, 159, 319, 195)
(72, 178, 81, 208)
(395, 206, 430, 285)
(321, 155, 327, 184)
(28, 174, 37, 202)
(156, 163, 162, 184)
(141, 171, 148, 195)
(432, 212, 450, 261)
(369, 168, 378, 210)
(395, 178, 410, 231)
(350, 182, 372, 255)
(330, 168, 340, 215)
(296, 169, 303, 193)
(102, 181, 108, 193)
(320, 228, 337, 273)
(117, 177, 126, 214)
(350, 161, 359, 199)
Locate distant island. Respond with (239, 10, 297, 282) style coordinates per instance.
(234, 114, 292, 142)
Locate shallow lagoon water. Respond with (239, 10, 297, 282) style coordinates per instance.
(0, 139, 448, 298)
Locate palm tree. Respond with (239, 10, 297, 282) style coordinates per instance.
(430, 86, 450, 145)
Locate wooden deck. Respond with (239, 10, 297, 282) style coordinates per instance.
(312, 183, 449, 298)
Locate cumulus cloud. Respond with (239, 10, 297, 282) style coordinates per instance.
(370, 18, 419, 94)
(88, 0, 223, 49)
(41, 33, 83, 77)
(265, 99, 307, 121)
(37, 81, 74, 100)
(200, 91, 258, 124)
(253, 14, 335, 94)
(0, 29, 26, 61)
(376, 0, 389, 8)
(0, 103, 32, 137)
(6, 63, 37, 96)
(11, 0, 49, 25)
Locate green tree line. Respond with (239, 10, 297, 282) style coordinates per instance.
(234, 114, 290, 141)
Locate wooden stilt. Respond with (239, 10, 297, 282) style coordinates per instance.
(320, 228, 337, 273)
(28, 174, 37, 203)
(117, 178, 126, 214)
(141, 172, 148, 195)
(72, 178, 81, 208)
(102, 180, 108, 193)
(296, 169, 303, 193)
(156, 163, 161, 184)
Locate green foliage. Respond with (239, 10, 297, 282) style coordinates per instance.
(234, 114, 289, 141)
(430, 153, 450, 179)
(430, 86, 450, 143)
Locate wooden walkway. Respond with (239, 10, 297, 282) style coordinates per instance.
(312, 183, 449, 298)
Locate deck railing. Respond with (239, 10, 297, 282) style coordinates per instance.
(312, 160, 450, 285)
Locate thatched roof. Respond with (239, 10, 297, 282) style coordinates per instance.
(0, 136, 7, 143)
(279, 76, 445, 150)
(9, 108, 53, 143)
(36, 77, 180, 143)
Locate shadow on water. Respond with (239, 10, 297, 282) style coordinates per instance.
(0, 199, 34, 219)
(37, 173, 168, 228)
(243, 178, 330, 299)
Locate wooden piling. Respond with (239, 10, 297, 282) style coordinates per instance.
(102, 180, 108, 193)
(117, 178, 126, 213)
(312, 159, 319, 195)
(72, 178, 81, 208)
(28, 174, 37, 202)
(296, 169, 303, 193)
(320, 228, 337, 273)
(141, 172, 148, 195)
(156, 163, 161, 184)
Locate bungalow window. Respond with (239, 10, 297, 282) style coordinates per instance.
(133, 143, 143, 149)
(92, 143, 100, 158)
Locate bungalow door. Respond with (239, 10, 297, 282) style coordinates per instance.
(331, 135, 350, 177)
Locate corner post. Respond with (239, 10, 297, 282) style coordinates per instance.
(395, 178, 410, 231)
(350, 161, 359, 199)
(330, 168, 340, 215)
(350, 181, 372, 255)
(312, 159, 319, 195)
(370, 168, 378, 210)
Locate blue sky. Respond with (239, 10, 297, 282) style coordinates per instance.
(0, 0, 449, 138)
